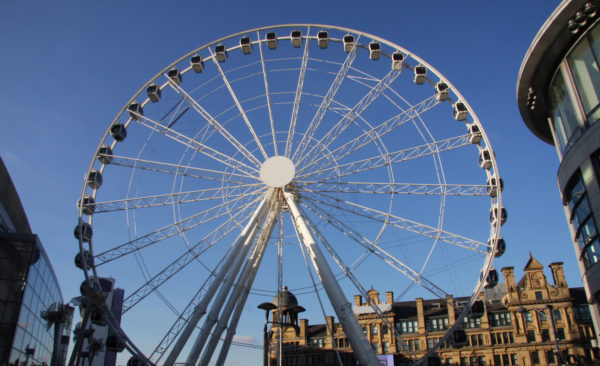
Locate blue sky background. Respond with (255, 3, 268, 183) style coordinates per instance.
(0, 0, 574, 364)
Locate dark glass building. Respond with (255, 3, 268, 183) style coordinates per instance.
(0, 156, 73, 365)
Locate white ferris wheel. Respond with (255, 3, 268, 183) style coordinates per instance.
(72, 24, 505, 366)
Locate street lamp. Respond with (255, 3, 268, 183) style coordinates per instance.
(258, 302, 277, 366)
(517, 305, 564, 365)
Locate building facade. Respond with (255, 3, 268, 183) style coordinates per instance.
(267, 257, 597, 365)
(517, 0, 600, 341)
(0, 156, 73, 366)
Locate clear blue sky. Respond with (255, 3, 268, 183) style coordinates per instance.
(0, 0, 571, 365)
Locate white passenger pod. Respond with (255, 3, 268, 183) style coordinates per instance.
(97, 145, 113, 164)
(392, 51, 404, 71)
(467, 123, 482, 144)
(74, 221, 93, 242)
(240, 36, 252, 54)
(478, 148, 492, 169)
(488, 236, 506, 257)
(483, 268, 499, 288)
(469, 300, 485, 318)
(87, 170, 103, 189)
(453, 101, 468, 121)
(266, 31, 277, 49)
(77, 196, 95, 215)
(486, 176, 503, 197)
(127, 102, 143, 121)
(110, 123, 127, 142)
(317, 30, 328, 48)
(369, 41, 381, 60)
(414, 65, 427, 84)
(215, 44, 227, 62)
(291, 29, 302, 48)
(452, 329, 467, 348)
(343, 34, 355, 52)
(435, 81, 449, 101)
(489, 205, 507, 226)
(167, 68, 182, 86)
(146, 83, 161, 102)
(190, 54, 204, 73)
(74, 250, 94, 269)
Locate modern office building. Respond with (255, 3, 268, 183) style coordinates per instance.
(0, 156, 73, 366)
(264, 256, 597, 366)
(517, 0, 600, 342)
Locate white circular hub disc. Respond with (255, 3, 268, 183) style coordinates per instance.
(259, 156, 295, 188)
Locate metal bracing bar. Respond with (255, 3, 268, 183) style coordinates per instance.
(166, 78, 263, 166)
(292, 34, 360, 162)
(297, 134, 472, 181)
(296, 93, 440, 176)
(199, 208, 278, 366)
(299, 181, 489, 196)
(283, 190, 380, 366)
(208, 48, 268, 160)
(163, 195, 271, 366)
(256, 30, 278, 156)
(284, 26, 310, 158)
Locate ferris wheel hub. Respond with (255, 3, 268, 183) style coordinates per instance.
(259, 156, 295, 188)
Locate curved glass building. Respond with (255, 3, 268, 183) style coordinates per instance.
(0, 156, 73, 366)
(517, 0, 600, 343)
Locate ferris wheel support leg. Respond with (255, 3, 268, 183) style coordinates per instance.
(68, 308, 92, 366)
(200, 208, 278, 366)
(283, 191, 381, 366)
(163, 194, 271, 366)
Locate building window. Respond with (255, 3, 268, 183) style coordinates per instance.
(539, 310, 547, 322)
(463, 316, 481, 329)
(525, 311, 533, 323)
(575, 305, 591, 320)
(372, 342, 379, 353)
(460, 357, 468, 366)
(382, 341, 389, 354)
(382, 325, 388, 334)
(426, 317, 448, 332)
(557, 328, 566, 340)
(396, 320, 418, 334)
(527, 330, 536, 343)
(566, 173, 600, 269)
(542, 329, 551, 342)
(550, 68, 582, 153)
(546, 350, 557, 364)
(371, 325, 378, 336)
(535, 291, 543, 300)
(469, 334, 484, 346)
(531, 351, 540, 365)
(553, 309, 562, 321)
(567, 25, 600, 125)
(490, 311, 511, 326)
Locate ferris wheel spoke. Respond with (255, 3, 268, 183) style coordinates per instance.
(94, 194, 256, 266)
(295, 67, 401, 170)
(297, 93, 441, 176)
(301, 199, 448, 299)
(284, 26, 311, 158)
(303, 191, 489, 253)
(299, 181, 489, 196)
(108, 154, 259, 182)
(292, 35, 360, 163)
(297, 133, 473, 181)
(165, 77, 264, 167)
(121, 197, 260, 314)
(131, 112, 259, 178)
(207, 48, 269, 160)
(257, 31, 278, 156)
(91, 184, 263, 213)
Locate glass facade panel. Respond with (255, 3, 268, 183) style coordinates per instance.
(550, 71, 582, 153)
(567, 36, 600, 123)
(567, 173, 600, 269)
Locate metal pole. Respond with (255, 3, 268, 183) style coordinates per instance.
(283, 191, 380, 366)
(547, 305, 564, 365)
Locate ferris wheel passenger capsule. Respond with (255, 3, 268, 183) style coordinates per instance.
(87, 170, 103, 189)
(486, 176, 504, 197)
(74, 250, 94, 269)
(266, 31, 278, 49)
(467, 123, 482, 144)
(369, 41, 381, 60)
(478, 148, 492, 169)
(290, 29, 302, 47)
(215, 44, 227, 62)
(127, 357, 148, 366)
(414, 65, 427, 84)
(97, 145, 113, 165)
(435, 81, 449, 101)
(489, 205, 507, 226)
(488, 236, 506, 257)
(343, 34, 355, 52)
(392, 51, 404, 71)
(127, 103, 143, 121)
(469, 300, 485, 318)
(110, 123, 127, 142)
(453, 101, 468, 121)
(74, 221, 93, 242)
(482, 268, 499, 288)
(317, 30, 329, 49)
(167, 68, 182, 86)
(451, 329, 468, 348)
(77, 196, 96, 216)
(146, 83, 161, 103)
(240, 36, 252, 54)
(190, 54, 204, 73)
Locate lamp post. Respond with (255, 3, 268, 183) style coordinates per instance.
(518, 305, 564, 365)
(258, 302, 277, 366)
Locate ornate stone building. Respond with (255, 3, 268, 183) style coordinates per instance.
(264, 256, 597, 365)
